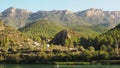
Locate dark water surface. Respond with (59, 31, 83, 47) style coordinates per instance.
(0, 64, 120, 68)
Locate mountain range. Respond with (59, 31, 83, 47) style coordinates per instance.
(1, 7, 120, 29)
(0, 7, 120, 63)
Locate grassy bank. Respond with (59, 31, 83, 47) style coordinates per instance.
(94, 60, 120, 65)
(54, 62, 90, 65)
(1, 60, 120, 65)
(54, 60, 120, 65)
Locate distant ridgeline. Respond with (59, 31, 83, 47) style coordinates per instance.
(0, 7, 119, 29)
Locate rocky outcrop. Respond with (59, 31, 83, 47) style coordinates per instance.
(0, 12, 2, 16)
(77, 8, 120, 19)
(105, 11, 120, 19)
(1, 7, 32, 29)
(2, 7, 16, 17)
(76, 8, 105, 17)
(2, 7, 31, 17)
(49, 29, 71, 45)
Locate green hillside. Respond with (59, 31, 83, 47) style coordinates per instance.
(0, 20, 28, 47)
(19, 20, 65, 42)
(66, 25, 108, 37)
(19, 19, 109, 43)
(80, 24, 120, 57)
(94, 24, 120, 49)
(0, 20, 34, 55)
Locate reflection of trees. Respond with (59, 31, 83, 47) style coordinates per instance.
(16, 64, 23, 68)
(0, 64, 5, 68)
(0, 64, 23, 68)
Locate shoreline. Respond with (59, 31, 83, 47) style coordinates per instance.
(1, 60, 120, 65)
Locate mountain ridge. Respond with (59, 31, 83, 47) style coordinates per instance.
(1, 7, 120, 29)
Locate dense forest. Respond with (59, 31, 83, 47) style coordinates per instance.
(19, 20, 65, 43)
(0, 20, 120, 65)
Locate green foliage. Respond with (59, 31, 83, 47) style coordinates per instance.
(19, 20, 64, 42)
(54, 62, 90, 65)
(65, 39, 73, 47)
(80, 24, 120, 58)
(0, 55, 4, 62)
(0, 20, 120, 64)
(98, 50, 109, 60)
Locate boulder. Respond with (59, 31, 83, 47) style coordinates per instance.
(49, 29, 71, 45)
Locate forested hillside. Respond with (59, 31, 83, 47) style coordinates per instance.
(19, 20, 65, 42)
(80, 24, 120, 56)
(20, 19, 108, 42)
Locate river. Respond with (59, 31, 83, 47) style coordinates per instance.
(0, 64, 120, 68)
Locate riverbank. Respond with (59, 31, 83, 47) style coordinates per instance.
(1, 60, 120, 65)
(54, 60, 120, 65)
(0, 64, 120, 68)
(54, 62, 90, 65)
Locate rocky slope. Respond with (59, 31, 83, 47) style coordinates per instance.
(1, 7, 120, 29)
(0, 7, 31, 29)
(0, 20, 33, 48)
(49, 29, 71, 45)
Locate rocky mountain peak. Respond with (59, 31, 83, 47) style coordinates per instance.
(63, 10, 73, 14)
(2, 7, 16, 17)
(77, 8, 104, 17)
(2, 7, 31, 17)
(50, 10, 73, 15)
(105, 11, 120, 19)
(8, 7, 16, 12)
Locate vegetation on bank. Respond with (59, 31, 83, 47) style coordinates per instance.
(0, 20, 120, 64)
(0, 45, 120, 64)
(54, 62, 90, 65)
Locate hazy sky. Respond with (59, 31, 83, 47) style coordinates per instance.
(0, 0, 120, 12)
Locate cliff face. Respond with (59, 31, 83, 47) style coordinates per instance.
(0, 7, 31, 29)
(76, 8, 120, 18)
(2, 7, 31, 17)
(105, 11, 120, 19)
(0, 12, 2, 16)
(77, 8, 104, 17)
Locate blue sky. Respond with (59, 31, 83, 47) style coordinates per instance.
(0, 0, 120, 12)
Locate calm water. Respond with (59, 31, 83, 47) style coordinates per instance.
(0, 64, 120, 68)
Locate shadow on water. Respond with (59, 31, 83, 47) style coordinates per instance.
(0, 64, 120, 68)
(0, 64, 54, 68)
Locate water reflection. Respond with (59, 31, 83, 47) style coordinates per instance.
(0, 64, 120, 68)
